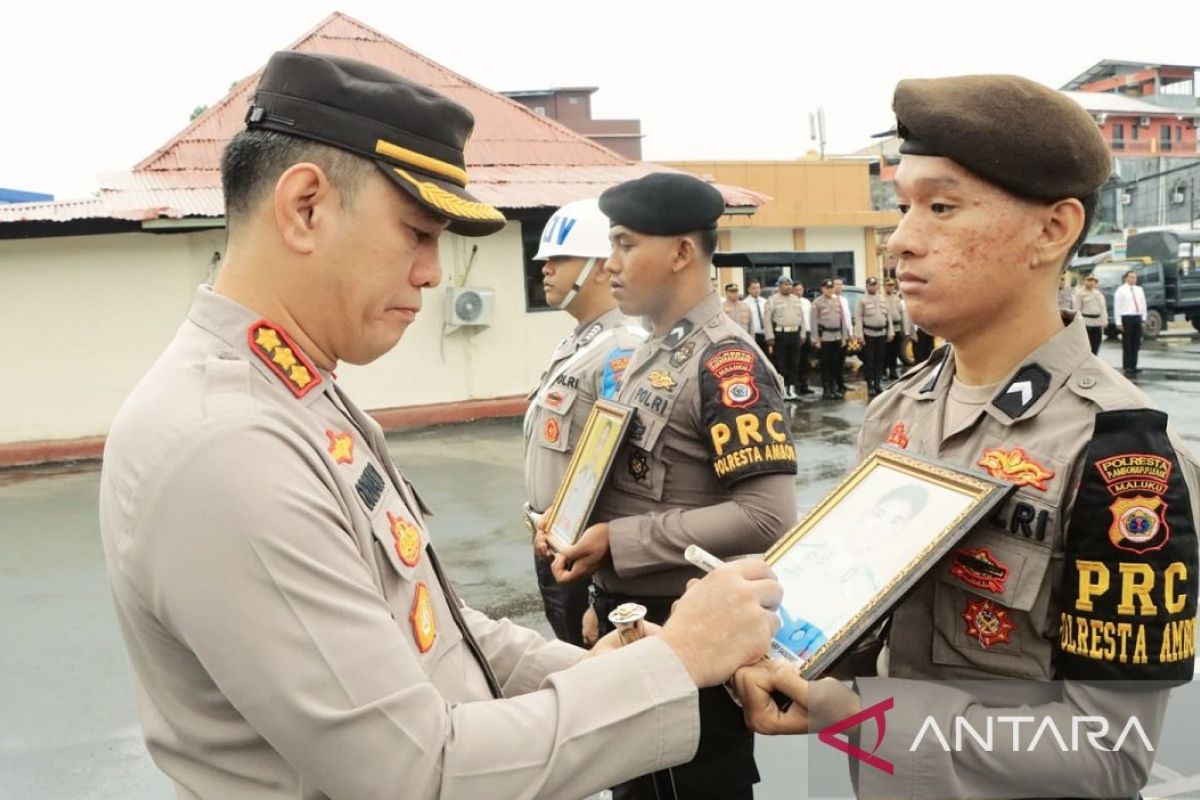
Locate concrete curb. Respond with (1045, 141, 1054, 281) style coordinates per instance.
(0, 395, 530, 469)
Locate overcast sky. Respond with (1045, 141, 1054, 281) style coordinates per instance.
(4, 0, 1199, 199)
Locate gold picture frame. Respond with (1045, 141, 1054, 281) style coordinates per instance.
(543, 399, 635, 551)
(763, 446, 1016, 678)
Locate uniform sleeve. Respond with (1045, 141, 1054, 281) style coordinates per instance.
(849, 678, 1168, 799)
(1053, 409, 1197, 683)
(853, 301, 864, 339)
(142, 419, 699, 800)
(698, 340, 797, 488)
(764, 298, 775, 340)
(607, 341, 798, 573)
(1101, 295, 1109, 327)
(461, 606, 584, 696)
(608, 472, 798, 574)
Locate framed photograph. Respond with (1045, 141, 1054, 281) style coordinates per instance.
(543, 399, 635, 551)
(764, 446, 1017, 678)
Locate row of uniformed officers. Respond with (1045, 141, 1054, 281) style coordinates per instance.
(98, 50, 1198, 800)
(727, 275, 913, 398)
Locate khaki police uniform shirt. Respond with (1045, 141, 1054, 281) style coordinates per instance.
(763, 293, 808, 340)
(524, 308, 646, 514)
(1057, 286, 1076, 312)
(721, 298, 752, 333)
(811, 295, 846, 342)
(593, 292, 799, 598)
(852, 292, 894, 340)
(883, 291, 909, 335)
(848, 317, 1198, 799)
(1074, 286, 1109, 329)
(99, 287, 700, 800)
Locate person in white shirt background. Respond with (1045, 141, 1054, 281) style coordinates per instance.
(745, 278, 770, 353)
(832, 277, 854, 394)
(794, 282, 814, 395)
(1113, 269, 1148, 376)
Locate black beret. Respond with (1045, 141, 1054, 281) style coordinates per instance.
(245, 51, 505, 237)
(599, 172, 726, 235)
(893, 75, 1111, 201)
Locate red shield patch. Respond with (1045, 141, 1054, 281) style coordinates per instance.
(962, 599, 1016, 648)
(388, 511, 422, 567)
(719, 374, 760, 409)
(410, 583, 438, 654)
(1107, 495, 1169, 554)
(886, 422, 909, 449)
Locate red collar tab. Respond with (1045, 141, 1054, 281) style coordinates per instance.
(247, 320, 323, 398)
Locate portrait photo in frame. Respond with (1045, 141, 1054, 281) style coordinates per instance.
(764, 446, 1017, 677)
(543, 399, 635, 551)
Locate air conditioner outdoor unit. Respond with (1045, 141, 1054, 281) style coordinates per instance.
(1138, 116, 1151, 127)
(446, 287, 495, 327)
(1172, 187, 1187, 204)
(1121, 192, 1134, 206)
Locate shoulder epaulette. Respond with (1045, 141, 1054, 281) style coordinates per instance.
(247, 319, 323, 398)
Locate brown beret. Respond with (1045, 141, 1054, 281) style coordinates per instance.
(893, 75, 1111, 201)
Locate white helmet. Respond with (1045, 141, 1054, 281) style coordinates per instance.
(535, 198, 613, 309)
(534, 198, 612, 261)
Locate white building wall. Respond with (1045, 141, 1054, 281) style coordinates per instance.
(802, 226, 867, 284)
(0, 225, 572, 445)
(0, 231, 221, 443)
(727, 227, 794, 252)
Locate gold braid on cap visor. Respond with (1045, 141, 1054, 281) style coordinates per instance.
(374, 139, 504, 223)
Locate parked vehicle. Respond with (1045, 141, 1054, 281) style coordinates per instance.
(1096, 231, 1200, 338)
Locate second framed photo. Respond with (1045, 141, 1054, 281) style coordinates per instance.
(543, 399, 635, 551)
(764, 446, 1017, 678)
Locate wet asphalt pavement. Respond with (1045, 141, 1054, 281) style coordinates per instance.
(3, 334, 1199, 799)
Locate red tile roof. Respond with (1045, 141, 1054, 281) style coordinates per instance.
(2, 12, 766, 225)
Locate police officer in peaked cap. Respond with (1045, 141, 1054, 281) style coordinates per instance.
(99, 52, 784, 799)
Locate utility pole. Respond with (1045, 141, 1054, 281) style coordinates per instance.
(809, 108, 826, 159)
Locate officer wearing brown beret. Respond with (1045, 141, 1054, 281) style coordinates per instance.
(98, 52, 785, 799)
(734, 75, 1198, 800)
(547, 172, 798, 799)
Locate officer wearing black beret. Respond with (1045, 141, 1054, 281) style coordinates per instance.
(597, 171, 726, 237)
(734, 75, 1198, 800)
(551, 171, 798, 799)
(101, 52, 785, 799)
